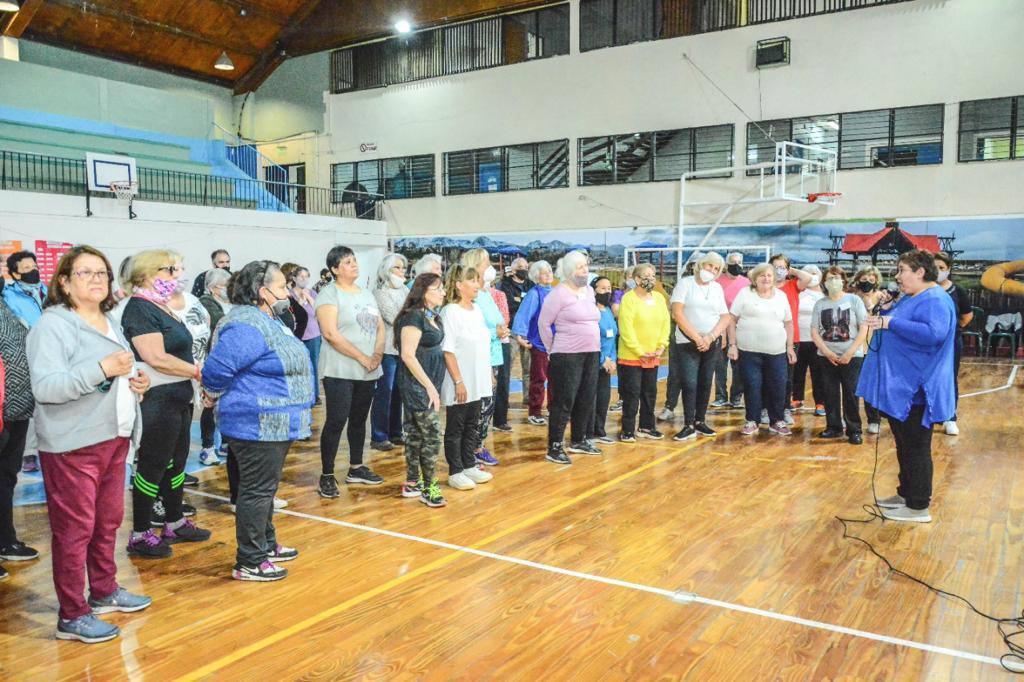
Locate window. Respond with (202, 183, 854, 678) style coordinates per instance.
(331, 154, 435, 202)
(959, 96, 1024, 162)
(580, 124, 734, 185)
(444, 140, 569, 195)
(331, 4, 569, 93)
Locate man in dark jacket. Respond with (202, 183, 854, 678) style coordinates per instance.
(191, 249, 232, 298)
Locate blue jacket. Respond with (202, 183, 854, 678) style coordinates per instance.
(2, 282, 47, 328)
(856, 285, 956, 427)
(202, 305, 314, 442)
(511, 284, 551, 354)
(475, 288, 504, 367)
(598, 305, 618, 365)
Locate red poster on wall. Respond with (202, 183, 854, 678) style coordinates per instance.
(0, 240, 23, 279)
(35, 240, 74, 282)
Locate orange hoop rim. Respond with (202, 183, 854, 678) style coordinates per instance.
(806, 191, 842, 203)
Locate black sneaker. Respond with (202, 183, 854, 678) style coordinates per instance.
(181, 503, 196, 518)
(819, 429, 844, 439)
(346, 466, 384, 485)
(545, 443, 572, 465)
(318, 474, 340, 498)
(638, 428, 664, 440)
(0, 541, 39, 562)
(183, 474, 199, 488)
(370, 440, 394, 452)
(127, 530, 172, 559)
(619, 432, 636, 443)
(673, 426, 697, 442)
(268, 544, 299, 562)
(694, 422, 716, 438)
(391, 437, 405, 446)
(149, 498, 166, 527)
(492, 423, 513, 432)
(848, 433, 864, 445)
(161, 519, 211, 544)
(567, 441, 602, 455)
(0, 564, 7, 580)
(232, 560, 287, 582)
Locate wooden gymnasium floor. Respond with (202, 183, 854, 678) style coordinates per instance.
(1, 359, 1022, 680)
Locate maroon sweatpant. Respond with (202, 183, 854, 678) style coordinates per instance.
(528, 348, 551, 417)
(40, 437, 130, 620)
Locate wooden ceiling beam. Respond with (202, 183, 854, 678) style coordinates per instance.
(2, 0, 44, 38)
(46, 0, 262, 58)
(232, 0, 326, 94)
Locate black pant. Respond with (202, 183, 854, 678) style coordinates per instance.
(865, 402, 880, 425)
(547, 351, 599, 446)
(589, 365, 612, 439)
(131, 391, 192, 532)
(713, 346, 744, 403)
(226, 446, 239, 504)
(664, 339, 684, 410)
(226, 438, 289, 566)
(817, 356, 863, 435)
(618, 363, 658, 435)
(792, 341, 825, 406)
(444, 400, 481, 475)
(885, 404, 934, 510)
(951, 333, 962, 421)
(676, 342, 716, 426)
(0, 419, 29, 546)
(320, 377, 376, 475)
(493, 343, 512, 427)
(200, 406, 217, 449)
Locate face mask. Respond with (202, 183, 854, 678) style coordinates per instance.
(483, 265, 496, 284)
(698, 269, 716, 284)
(825, 279, 844, 295)
(389, 274, 405, 288)
(295, 277, 310, 289)
(572, 274, 589, 288)
(19, 269, 41, 286)
(174, 276, 191, 294)
(595, 292, 612, 307)
(625, 279, 637, 290)
(774, 266, 788, 282)
(857, 280, 876, 293)
(264, 289, 290, 315)
(515, 269, 528, 280)
(808, 275, 821, 288)
(726, 263, 743, 277)
(639, 276, 655, 292)
(936, 270, 949, 283)
(154, 277, 178, 299)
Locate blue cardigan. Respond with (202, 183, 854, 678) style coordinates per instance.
(856, 285, 956, 427)
(511, 284, 551, 353)
(598, 305, 618, 364)
(202, 305, 314, 442)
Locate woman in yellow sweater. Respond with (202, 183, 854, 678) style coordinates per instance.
(617, 263, 671, 442)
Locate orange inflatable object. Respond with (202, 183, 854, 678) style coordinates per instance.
(981, 260, 1024, 298)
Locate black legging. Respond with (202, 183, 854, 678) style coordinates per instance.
(320, 377, 375, 475)
(792, 341, 825, 406)
(200, 406, 217, 449)
(131, 386, 193, 532)
(547, 351, 599, 446)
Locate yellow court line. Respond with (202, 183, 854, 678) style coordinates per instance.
(176, 436, 715, 681)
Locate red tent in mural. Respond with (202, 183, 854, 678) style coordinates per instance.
(826, 222, 959, 266)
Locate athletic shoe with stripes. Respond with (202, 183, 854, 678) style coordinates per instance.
(268, 544, 298, 562)
(232, 560, 287, 582)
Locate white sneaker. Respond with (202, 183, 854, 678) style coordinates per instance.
(463, 467, 493, 484)
(656, 408, 675, 422)
(881, 505, 931, 523)
(448, 472, 476, 490)
(273, 497, 288, 510)
(866, 422, 880, 435)
(943, 421, 960, 436)
(198, 448, 221, 466)
(760, 409, 770, 425)
(783, 409, 795, 425)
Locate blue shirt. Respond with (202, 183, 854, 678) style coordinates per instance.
(598, 305, 618, 365)
(2, 281, 47, 328)
(511, 284, 551, 353)
(475, 288, 504, 367)
(856, 285, 956, 427)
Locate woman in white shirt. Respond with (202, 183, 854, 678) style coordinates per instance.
(439, 264, 494, 492)
(728, 262, 796, 436)
(792, 264, 825, 414)
(370, 253, 409, 452)
(669, 252, 731, 441)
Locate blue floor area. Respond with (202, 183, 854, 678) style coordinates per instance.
(14, 366, 669, 507)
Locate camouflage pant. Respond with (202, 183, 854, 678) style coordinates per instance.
(404, 409, 440, 484)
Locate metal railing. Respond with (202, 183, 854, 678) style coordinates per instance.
(0, 148, 384, 220)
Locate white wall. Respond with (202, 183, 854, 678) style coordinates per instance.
(309, 0, 1024, 236)
(0, 191, 388, 289)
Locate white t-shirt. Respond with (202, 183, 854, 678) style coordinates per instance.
(730, 287, 792, 355)
(669, 276, 728, 344)
(104, 325, 138, 438)
(798, 289, 825, 342)
(171, 292, 212, 365)
(439, 302, 493, 406)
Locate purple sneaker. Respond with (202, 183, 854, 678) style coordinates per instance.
(769, 421, 793, 436)
(740, 421, 759, 436)
(161, 519, 212, 544)
(475, 447, 499, 466)
(21, 455, 38, 473)
(233, 560, 287, 582)
(126, 530, 172, 559)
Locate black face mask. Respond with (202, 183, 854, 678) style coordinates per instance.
(595, 292, 612, 307)
(856, 280, 876, 293)
(19, 269, 41, 285)
(514, 269, 528, 280)
(726, 263, 743, 277)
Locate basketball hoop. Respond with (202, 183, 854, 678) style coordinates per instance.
(806, 191, 842, 204)
(109, 181, 138, 206)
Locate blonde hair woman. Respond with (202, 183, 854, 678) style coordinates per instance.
(370, 252, 409, 452)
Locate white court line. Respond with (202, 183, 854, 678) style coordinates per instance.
(961, 365, 1019, 398)
(187, 489, 1003, 669)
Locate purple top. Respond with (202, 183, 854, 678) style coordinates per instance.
(538, 283, 601, 354)
(299, 289, 320, 341)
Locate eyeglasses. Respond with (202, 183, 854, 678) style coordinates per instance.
(427, 286, 443, 293)
(72, 270, 110, 281)
(158, 265, 185, 275)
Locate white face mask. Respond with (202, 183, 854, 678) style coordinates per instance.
(774, 266, 788, 282)
(936, 270, 949, 283)
(483, 265, 496, 284)
(808, 275, 821, 288)
(825, 279, 844, 295)
(698, 269, 716, 284)
(389, 273, 405, 288)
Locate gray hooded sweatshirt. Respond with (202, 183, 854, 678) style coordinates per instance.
(26, 305, 143, 453)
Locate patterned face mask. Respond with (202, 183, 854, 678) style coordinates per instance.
(639, 276, 655, 292)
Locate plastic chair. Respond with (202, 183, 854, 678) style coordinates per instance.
(961, 306, 985, 356)
(986, 321, 1020, 358)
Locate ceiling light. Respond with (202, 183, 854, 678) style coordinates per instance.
(394, 19, 412, 34)
(0, 1, 21, 12)
(214, 51, 235, 71)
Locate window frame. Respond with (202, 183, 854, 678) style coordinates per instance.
(442, 139, 570, 196)
(957, 95, 1022, 163)
(330, 153, 436, 203)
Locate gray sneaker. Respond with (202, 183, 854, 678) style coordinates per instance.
(89, 587, 152, 614)
(783, 409, 795, 425)
(882, 506, 931, 523)
(876, 494, 906, 509)
(56, 613, 120, 643)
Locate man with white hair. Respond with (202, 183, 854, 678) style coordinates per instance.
(499, 256, 534, 402)
(712, 251, 751, 408)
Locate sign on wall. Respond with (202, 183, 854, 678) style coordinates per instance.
(35, 240, 73, 281)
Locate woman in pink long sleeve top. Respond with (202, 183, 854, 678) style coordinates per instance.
(537, 251, 601, 465)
